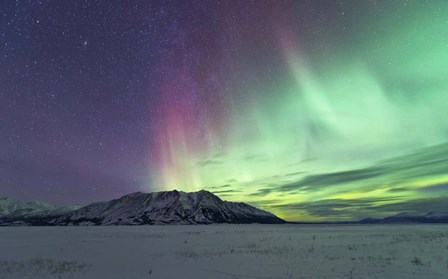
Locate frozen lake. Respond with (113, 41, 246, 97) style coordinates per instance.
(1, 224, 447, 278)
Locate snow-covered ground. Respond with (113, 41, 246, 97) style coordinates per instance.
(1, 224, 447, 278)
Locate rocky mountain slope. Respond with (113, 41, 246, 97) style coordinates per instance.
(0, 190, 285, 226)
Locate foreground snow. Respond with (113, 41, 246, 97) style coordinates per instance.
(1, 225, 447, 278)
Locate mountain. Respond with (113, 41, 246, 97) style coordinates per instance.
(359, 212, 448, 224)
(0, 190, 285, 226)
(0, 197, 82, 226)
(0, 197, 57, 217)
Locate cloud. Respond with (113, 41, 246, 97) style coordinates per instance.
(387, 187, 409, 193)
(274, 196, 398, 213)
(285, 171, 304, 177)
(208, 184, 231, 189)
(278, 142, 448, 193)
(416, 183, 448, 193)
(197, 158, 224, 167)
(211, 189, 242, 194)
(273, 196, 448, 220)
(280, 167, 383, 192)
(248, 188, 274, 197)
(243, 153, 269, 162)
(387, 183, 448, 194)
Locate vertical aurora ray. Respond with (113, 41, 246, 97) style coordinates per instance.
(146, 1, 448, 221)
(149, 75, 219, 191)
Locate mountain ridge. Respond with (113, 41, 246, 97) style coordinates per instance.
(0, 190, 285, 226)
(359, 211, 448, 224)
(1, 197, 58, 217)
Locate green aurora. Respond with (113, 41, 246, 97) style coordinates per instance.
(146, 1, 448, 221)
(3, 1, 448, 221)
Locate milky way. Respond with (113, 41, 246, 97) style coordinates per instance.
(1, 1, 448, 221)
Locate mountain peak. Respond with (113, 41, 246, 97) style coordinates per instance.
(1, 190, 285, 226)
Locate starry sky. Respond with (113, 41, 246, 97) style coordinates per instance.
(1, 0, 448, 221)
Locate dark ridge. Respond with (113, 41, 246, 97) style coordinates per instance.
(0, 190, 285, 226)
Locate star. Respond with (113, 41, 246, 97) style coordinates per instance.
(0, 0, 447, 222)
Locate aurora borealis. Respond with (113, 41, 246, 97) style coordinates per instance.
(1, 1, 448, 221)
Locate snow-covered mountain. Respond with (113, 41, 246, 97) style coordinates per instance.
(0, 197, 81, 225)
(0, 197, 57, 217)
(1, 190, 285, 226)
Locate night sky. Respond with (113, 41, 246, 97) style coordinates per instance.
(1, 0, 448, 221)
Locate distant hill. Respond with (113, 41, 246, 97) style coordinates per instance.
(0, 197, 55, 217)
(359, 212, 448, 224)
(0, 190, 285, 226)
(0, 197, 81, 225)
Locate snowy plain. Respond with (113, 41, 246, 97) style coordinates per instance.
(0, 224, 447, 279)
